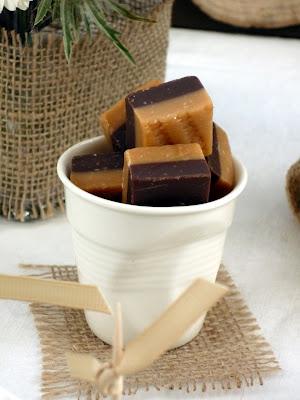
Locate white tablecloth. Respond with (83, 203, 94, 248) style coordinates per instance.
(1, 28, 300, 400)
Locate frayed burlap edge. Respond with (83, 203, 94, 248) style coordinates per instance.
(286, 159, 300, 223)
(20, 264, 280, 399)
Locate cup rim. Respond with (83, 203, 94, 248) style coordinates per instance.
(57, 136, 248, 216)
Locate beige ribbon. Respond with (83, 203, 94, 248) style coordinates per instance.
(67, 278, 228, 399)
(0, 274, 111, 314)
(0, 271, 227, 399)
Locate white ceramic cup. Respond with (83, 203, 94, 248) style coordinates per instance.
(57, 136, 247, 347)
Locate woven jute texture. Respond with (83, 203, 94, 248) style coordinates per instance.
(25, 264, 279, 399)
(192, 0, 300, 28)
(286, 159, 300, 223)
(0, 0, 173, 222)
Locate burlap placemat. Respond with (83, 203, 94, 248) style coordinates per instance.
(286, 159, 300, 223)
(24, 264, 279, 399)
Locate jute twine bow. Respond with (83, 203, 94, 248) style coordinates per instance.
(0, 272, 228, 400)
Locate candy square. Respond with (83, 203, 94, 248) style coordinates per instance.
(123, 144, 211, 206)
(206, 124, 235, 200)
(125, 76, 213, 156)
(70, 152, 123, 201)
(100, 80, 162, 153)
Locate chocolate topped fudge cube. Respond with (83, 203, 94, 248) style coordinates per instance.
(206, 124, 235, 200)
(100, 80, 162, 153)
(125, 76, 213, 156)
(70, 152, 123, 201)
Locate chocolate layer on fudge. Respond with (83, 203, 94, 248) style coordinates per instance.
(70, 152, 123, 201)
(125, 76, 213, 156)
(100, 80, 161, 153)
(123, 144, 211, 206)
(206, 124, 235, 200)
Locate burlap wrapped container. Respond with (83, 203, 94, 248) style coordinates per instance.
(286, 159, 300, 224)
(0, 0, 173, 221)
(192, 0, 300, 28)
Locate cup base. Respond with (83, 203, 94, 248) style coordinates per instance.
(84, 310, 206, 349)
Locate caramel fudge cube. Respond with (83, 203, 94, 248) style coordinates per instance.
(125, 76, 213, 156)
(100, 80, 162, 153)
(70, 153, 123, 201)
(123, 144, 211, 206)
(206, 124, 235, 200)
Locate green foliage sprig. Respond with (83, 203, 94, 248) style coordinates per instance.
(34, 0, 155, 62)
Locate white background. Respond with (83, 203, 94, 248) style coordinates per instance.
(0, 28, 300, 399)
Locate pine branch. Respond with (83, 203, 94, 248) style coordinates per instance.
(33, 0, 155, 63)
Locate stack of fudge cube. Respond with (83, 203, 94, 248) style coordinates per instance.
(70, 76, 235, 207)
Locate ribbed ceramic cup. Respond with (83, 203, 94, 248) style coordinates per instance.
(57, 136, 247, 347)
